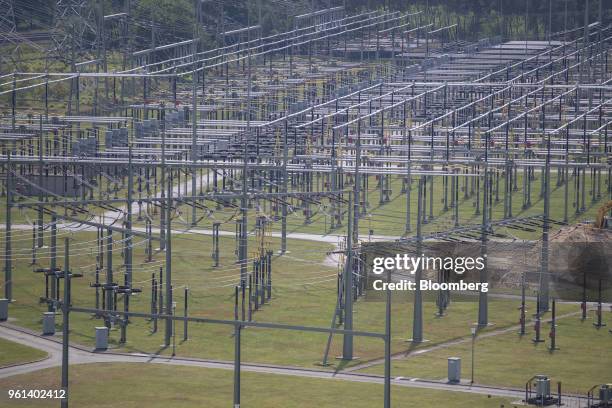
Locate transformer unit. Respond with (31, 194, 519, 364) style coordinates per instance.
(105, 128, 128, 148)
(590, 384, 612, 408)
(601, 385, 612, 404)
(526, 375, 559, 406)
(72, 137, 97, 156)
(195, 140, 231, 158)
(535, 376, 551, 399)
(134, 122, 144, 139)
(164, 110, 186, 128)
(213, 140, 229, 152)
(141, 119, 158, 134)
(447, 357, 461, 383)
(166, 112, 179, 127)
(20, 174, 84, 197)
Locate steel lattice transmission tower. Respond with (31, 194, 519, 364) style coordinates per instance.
(0, 0, 19, 72)
(0, 0, 16, 34)
(52, 0, 97, 63)
(52, 0, 97, 116)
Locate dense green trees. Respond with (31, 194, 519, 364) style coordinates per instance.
(11, 0, 610, 46)
(349, 0, 608, 41)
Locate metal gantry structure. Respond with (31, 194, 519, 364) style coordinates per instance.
(0, 1, 611, 407)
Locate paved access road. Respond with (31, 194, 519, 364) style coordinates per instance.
(0, 323, 587, 407)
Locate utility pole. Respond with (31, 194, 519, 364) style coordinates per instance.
(281, 119, 288, 254)
(38, 115, 44, 249)
(191, 0, 200, 226)
(470, 327, 476, 385)
(412, 176, 424, 343)
(183, 287, 189, 341)
(478, 134, 490, 327)
(172, 300, 176, 356)
(519, 273, 526, 335)
(384, 261, 391, 408)
(342, 192, 354, 360)
(239, 24, 252, 283)
(233, 322, 241, 408)
(539, 114, 551, 312)
(160, 107, 166, 250)
(50, 215, 57, 309)
(353, 120, 361, 245)
(4, 153, 12, 301)
(123, 145, 134, 342)
(581, 0, 590, 84)
(549, 299, 558, 351)
(165, 169, 173, 346)
(581, 272, 588, 320)
(61, 238, 71, 408)
(105, 229, 113, 326)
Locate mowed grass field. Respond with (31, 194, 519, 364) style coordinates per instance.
(2, 223, 608, 384)
(0, 363, 516, 408)
(2, 170, 608, 241)
(4, 227, 557, 369)
(1, 170, 609, 395)
(0, 338, 47, 368)
(360, 310, 612, 393)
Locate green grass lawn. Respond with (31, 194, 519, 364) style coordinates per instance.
(270, 171, 608, 239)
(1, 169, 607, 384)
(359, 310, 612, 394)
(4, 168, 607, 244)
(0, 363, 516, 408)
(1, 39, 609, 406)
(2, 225, 583, 372)
(0, 338, 47, 368)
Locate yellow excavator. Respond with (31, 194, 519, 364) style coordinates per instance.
(593, 200, 612, 229)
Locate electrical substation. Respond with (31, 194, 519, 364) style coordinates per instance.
(0, 1, 610, 407)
